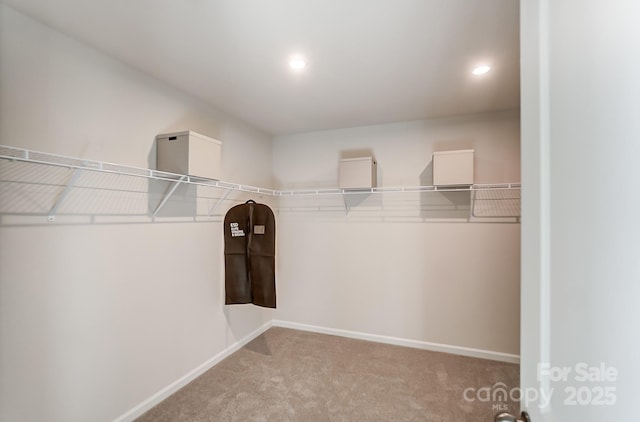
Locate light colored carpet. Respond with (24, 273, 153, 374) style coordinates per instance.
(136, 327, 519, 421)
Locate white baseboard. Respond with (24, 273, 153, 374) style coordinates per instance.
(113, 320, 273, 422)
(272, 320, 520, 364)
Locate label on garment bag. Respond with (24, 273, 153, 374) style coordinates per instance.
(254, 225, 265, 235)
(230, 222, 245, 237)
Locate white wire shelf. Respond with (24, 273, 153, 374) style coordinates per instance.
(0, 145, 279, 195)
(277, 183, 521, 196)
(0, 145, 521, 221)
(471, 187, 521, 218)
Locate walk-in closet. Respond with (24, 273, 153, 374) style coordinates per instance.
(2, 0, 637, 421)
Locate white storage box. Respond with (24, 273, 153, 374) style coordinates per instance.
(433, 149, 474, 186)
(156, 131, 221, 179)
(339, 157, 377, 189)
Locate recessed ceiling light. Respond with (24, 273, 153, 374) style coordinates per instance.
(289, 57, 307, 70)
(472, 65, 491, 75)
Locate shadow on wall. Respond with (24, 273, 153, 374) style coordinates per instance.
(418, 160, 471, 220)
(148, 181, 198, 218)
(147, 137, 198, 218)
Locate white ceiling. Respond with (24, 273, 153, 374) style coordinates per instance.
(3, 0, 520, 135)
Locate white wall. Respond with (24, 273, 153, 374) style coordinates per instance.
(273, 112, 520, 188)
(0, 5, 273, 422)
(521, 0, 640, 419)
(272, 112, 521, 356)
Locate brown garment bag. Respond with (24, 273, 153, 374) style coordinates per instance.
(223, 200, 276, 308)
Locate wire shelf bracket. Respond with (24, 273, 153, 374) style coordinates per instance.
(208, 188, 232, 216)
(47, 168, 84, 222)
(152, 175, 187, 217)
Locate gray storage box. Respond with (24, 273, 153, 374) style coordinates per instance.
(156, 131, 221, 179)
(339, 157, 377, 189)
(433, 149, 474, 186)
